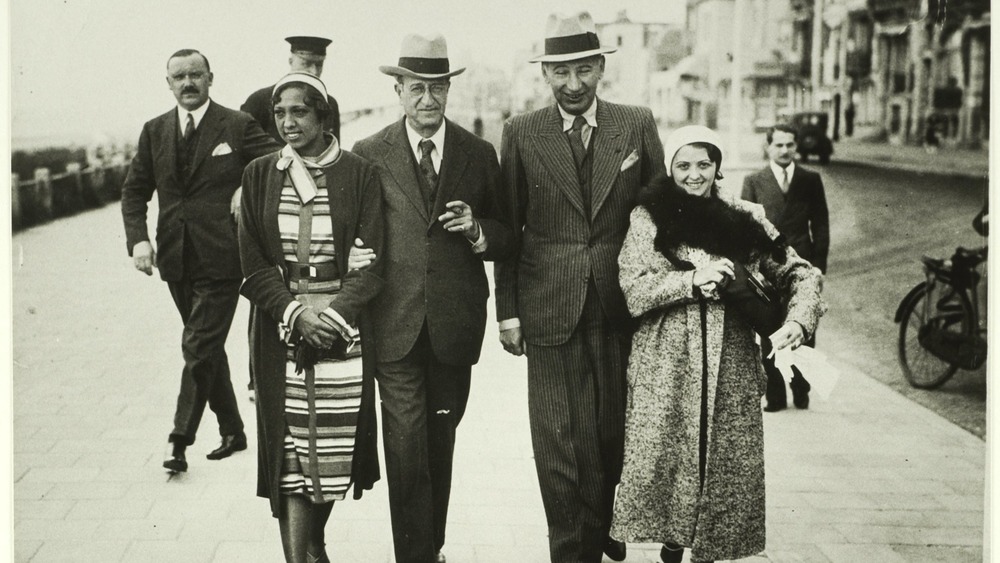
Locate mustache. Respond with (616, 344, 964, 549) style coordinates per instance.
(181, 86, 200, 95)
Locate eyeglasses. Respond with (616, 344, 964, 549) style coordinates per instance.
(406, 82, 450, 98)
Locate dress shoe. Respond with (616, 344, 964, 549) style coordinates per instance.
(435, 551, 446, 563)
(604, 538, 626, 562)
(790, 371, 811, 409)
(762, 400, 786, 412)
(163, 442, 187, 473)
(206, 432, 248, 460)
(660, 542, 684, 563)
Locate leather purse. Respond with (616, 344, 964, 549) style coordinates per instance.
(292, 294, 360, 370)
(719, 261, 785, 338)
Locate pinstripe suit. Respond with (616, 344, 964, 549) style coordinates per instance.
(495, 100, 666, 562)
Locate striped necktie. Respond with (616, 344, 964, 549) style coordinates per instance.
(418, 139, 438, 211)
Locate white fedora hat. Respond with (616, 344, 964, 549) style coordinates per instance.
(379, 33, 466, 80)
(529, 11, 617, 63)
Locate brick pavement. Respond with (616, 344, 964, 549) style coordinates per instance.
(10, 119, 986, 562)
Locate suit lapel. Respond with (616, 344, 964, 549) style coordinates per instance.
(189, 102, 225, 177)
(263, 165, 284, 263)
(431, 121, 469, 228)
(379, 120, 431, 223)
(529, 106, 586, 217)
(161, 110, 179, 184)
(590, 101, 625, 220)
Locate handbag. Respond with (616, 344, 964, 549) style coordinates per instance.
(718, 261, 785, 338)
(292, 293, 361, 370)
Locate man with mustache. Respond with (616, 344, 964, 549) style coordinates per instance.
(121, 49, 279, 474)
(494, 12, 666, 562)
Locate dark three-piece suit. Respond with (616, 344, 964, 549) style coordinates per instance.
(121, 100, 279, 447)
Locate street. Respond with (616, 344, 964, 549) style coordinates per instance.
(818, 163, 988, 437)
(10, 116, 988, 561)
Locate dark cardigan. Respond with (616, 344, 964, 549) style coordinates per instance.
(238, 149, 385, 517)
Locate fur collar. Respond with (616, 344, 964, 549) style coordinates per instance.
(637, 174, 785, 265)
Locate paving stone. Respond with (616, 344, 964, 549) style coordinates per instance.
(28, 540, 129, 563)
(65, 498, 153, 520)
(92, 518, 185, 541)
(14, 540, 42, 563)
(15, 518, 100, 540)
(14, 499, 75, 520)
(890, 544, 983, 562)
(121, 540, 217, 563)
(816, 543, 908, 563)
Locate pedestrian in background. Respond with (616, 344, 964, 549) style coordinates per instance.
(352, 33, 514, 563)
(242, 36, 341, 143)
(121, 48, 279, 474)
(741, 124, 830, 411)
(238, 72, 384, 563)
(611, 126, 825, 563)
(495, 11, 666, 562)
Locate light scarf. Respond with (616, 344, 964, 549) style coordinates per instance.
(275, 133, 342, 204)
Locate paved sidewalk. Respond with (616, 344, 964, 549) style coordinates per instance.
(12, 199, 986, 562)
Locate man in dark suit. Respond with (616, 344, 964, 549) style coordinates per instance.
(352, 34, 513, 563)
(121, 49, 279, 473)
(494, 12, 666, 563)
(741, 123, 830, 411)
(241, 36, 340, 143)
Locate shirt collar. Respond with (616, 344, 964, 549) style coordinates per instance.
(177, 99, 211, 130)
(404, 118, 446, 160)
(558, 99, 598, 132)
(770, 159, 795, 184)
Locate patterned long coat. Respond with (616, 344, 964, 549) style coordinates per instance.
(610, 195, 825, 562)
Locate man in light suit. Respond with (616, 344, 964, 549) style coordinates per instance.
(352, 34, 513, 563)
(495, 12, 667, 563)
(741, 124, 830, 411)
(121, 49, 279, 473)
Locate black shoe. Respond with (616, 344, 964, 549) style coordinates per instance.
(763, 400, 787, 412)
(206, 432, 248, 460)
(604, 538, 626, 562)
(163, 442, 187, 473)
(660, 543, 684, 563)
(790, 370, 811, 409)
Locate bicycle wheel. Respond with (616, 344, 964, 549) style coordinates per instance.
(897, 282, 973, 389)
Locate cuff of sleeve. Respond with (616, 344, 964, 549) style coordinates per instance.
(498, 318, 521, 331)
(469, 222, 488, 254)
(319, 307, 360, 338)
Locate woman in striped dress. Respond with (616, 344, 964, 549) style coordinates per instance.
(239, 72, 385, 563)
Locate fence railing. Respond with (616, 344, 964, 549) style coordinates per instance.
(12, 162, 129, 231)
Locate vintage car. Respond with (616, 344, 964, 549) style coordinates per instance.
(785, 111, 834, 164)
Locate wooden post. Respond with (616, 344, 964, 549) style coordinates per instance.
(34, 167, 53, 221)
(11, 173, 21, 229)
(66, 162, 84, 208)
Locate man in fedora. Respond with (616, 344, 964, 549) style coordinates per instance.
(241, 35, 341, 144)
(121, 49, 279, 474)
(352, 33, 513, 563)
(495, 12, 666, 562)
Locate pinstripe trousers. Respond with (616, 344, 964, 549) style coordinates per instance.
(526, 280, 630, 563)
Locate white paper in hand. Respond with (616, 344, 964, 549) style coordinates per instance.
(770, 346, 839, 401)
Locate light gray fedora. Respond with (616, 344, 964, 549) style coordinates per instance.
(379, 33, 466, 80)
(530, 11, 617, 63)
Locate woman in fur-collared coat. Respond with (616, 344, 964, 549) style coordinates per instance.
(610, 126, 825, 563)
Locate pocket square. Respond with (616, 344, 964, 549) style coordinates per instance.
(620, 149, 639, 172)
(211, 142, 233, 156)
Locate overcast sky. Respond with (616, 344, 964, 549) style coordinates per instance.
(10, 0, 684, 148)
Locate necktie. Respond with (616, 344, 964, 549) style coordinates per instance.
(781, 168, 790, 193)
(183, 113, 195, 145)
(567, 115, 587, 170)
(418, 139, 438, 212)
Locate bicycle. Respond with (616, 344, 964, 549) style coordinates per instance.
(895, 246, 988, 389)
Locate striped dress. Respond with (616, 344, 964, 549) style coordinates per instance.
(276, 163, 363, 503)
